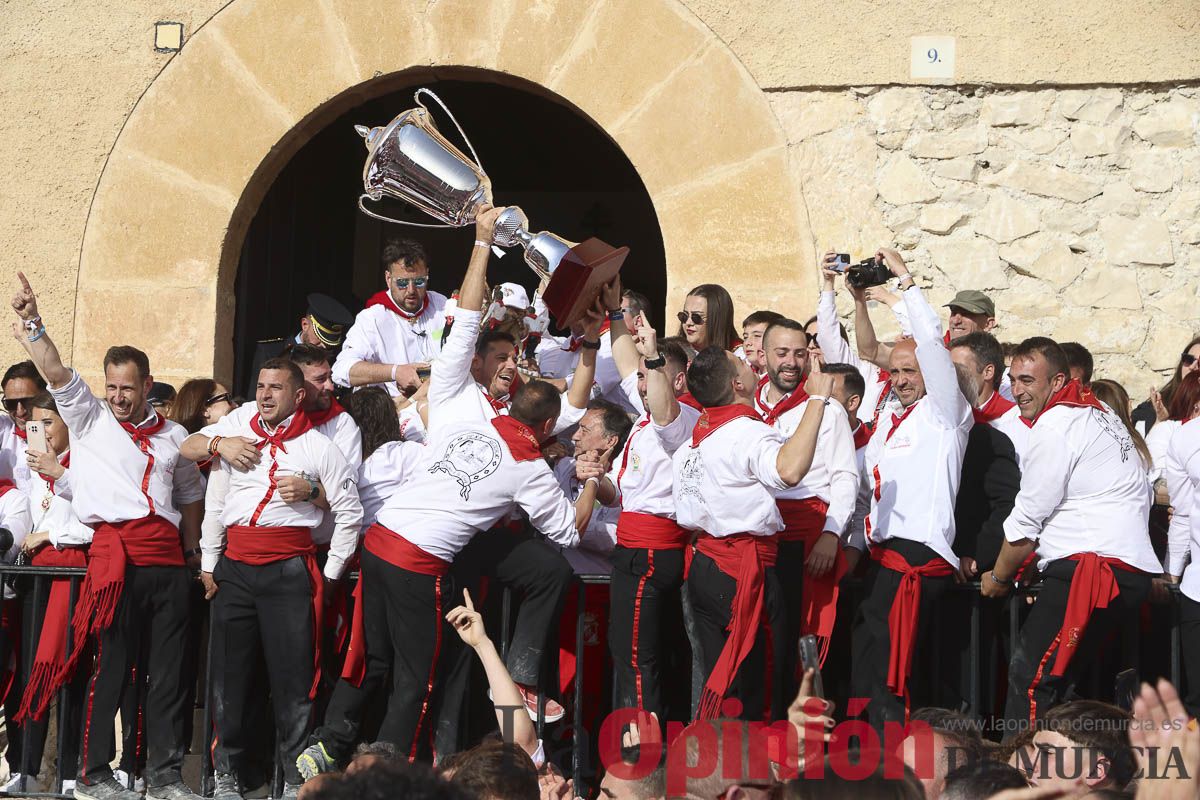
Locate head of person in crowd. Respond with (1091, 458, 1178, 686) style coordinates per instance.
(147, 381, 176, 416)
(1090, 379, 1152, 468)
(822, 363, 865, 424)
(1009, 337, 1071, 421)
(900, 707, 987, 800)
(2, 360, 45, 431)
(889, 338, 926, 409)
(28, 392, 69, 456)
(572, 399, 632, 462)
(1156, 334, 1200, 408)
(1061, 342, 1094, 386)
(304, 758, 474, 800)
(347, 387, 401, 460)
(1027, 700, 1137, 791)
(472, 329, 520, 400)
(509, 379, 562, 443)
(763, 319, 811, 396)
(677, 284, 739, 352)
(289, 344, 336, 413)
(944, 290, 997, 340)
(488, 283, 532, 342)
(345, 741, 399, 776)
(622, 288, 651, 335)
(948, 332, 1006, 408)
(803, 316, 824, 366)
(681, 720, 777, 800)
(637, 338, 690, 410)
(742, 310, 784, 374)
(170, 378, 237, 434)
(941, 760, 1029, 800)
(298, 293, 354, 350)
(600, 744, 666, 800)
(102, 345, 155, 424)
(382, 237, 431, 315)
(255, 358, 305, 427)
(448, 740, 539, 800)
(1167, 371, 1200, 421)
(782, 761, 924, 800)
(686, 346, 757, 409)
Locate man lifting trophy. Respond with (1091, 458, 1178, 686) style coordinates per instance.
(355, 88, 628, 328)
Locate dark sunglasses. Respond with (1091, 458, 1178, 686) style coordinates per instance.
(204, 392, 232, 407)
(1, 397, 34, 413)
(677, 311, 706, 325)
(1182, 353, 1197, 367)
(393, 277, 428, 289)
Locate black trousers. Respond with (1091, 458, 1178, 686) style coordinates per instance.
(608, 546, 685, 717)
(1003, 558, 1150, 737)
(686, 551, 782, 721)
(775, 539, 807, 710)
(1180, 594, 1200, 718)
(849, 540, 952, 732)
(78, 565, 191, 788)
(211, 557, 314, 785)
(314, 550, 449, 763)
(936, 594, 1006, 719)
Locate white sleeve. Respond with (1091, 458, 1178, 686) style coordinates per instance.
(652, 405, 700, 455)
(551, 393, 589, 437)
(198, 411, 250, 440)
(816, 290, 860, 367)
(905, 286, 971, 431)
(821, 414, 860, 537)
(1165, 433, 1194, 577)
(428, 309, 483, 410)
(890, 298, 916, 337)
(515, 465, 579, 549)
(748, 429, 789, 492)
(333, 418, 363, 470)
(1003, 426, 1074, 545)
(45, 499, 95, 549)
(846, 465, 871, 551)
(54, 466, 75, 502)
(200, 463, 230, 573)
(48, 370, 105, 437)
(1, 493, 32, 562)
(1146, 423, 1175, 484)
(316, 442, 364, 580)
(171, 447, 206, 507)
(618, 372, 646, 416)
(331, 310, 377, 389)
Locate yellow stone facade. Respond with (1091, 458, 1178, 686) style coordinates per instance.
(1, 0, 1197, 389)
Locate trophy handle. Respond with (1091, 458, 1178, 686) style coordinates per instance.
(357, 195, 457, 228)
(414, 88, 485, 173)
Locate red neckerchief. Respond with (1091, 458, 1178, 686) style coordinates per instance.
(885, 400, 921, 442)
(41, 452, 70, 495)
(250, 409, 314, 454)
(365, 290, 429, 321)
(943, 330, 952, 345)
(12, 425, 26, 442)
(754, 375, 810, 427)
(119, 412, 167, 515)
(491, 416, 542, 462)
(0, 479, 15, 497)
(852, 421, 872, 450)
(973, 390, 1016, 425)
(565, 321, 611, 352)
(306, 399, 346, 427)
(480, 385, 509, 413)
(1020, 379, 1105, 428)
(692, 403, 762, 446)
(678, 392, 703, 411)
(871, 370, 894, 430)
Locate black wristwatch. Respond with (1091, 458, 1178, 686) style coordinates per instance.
(644, 353, 666, 370)
(183, 547, 202, 560)
(580, 338, 601, 351)
(607, 310, 624, 322)
(307, 478, 320, 501)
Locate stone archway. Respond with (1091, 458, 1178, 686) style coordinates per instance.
(75, 0, 814, 386)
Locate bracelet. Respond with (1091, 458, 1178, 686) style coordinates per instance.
(474, 239, 490, 249)
(580, 339, 601, 351)
(26, 327, 45, 343)
(307, 478, 320, 501)
(643, 354, 666, 370)
(607, 310, 624, 322)
(208, 435, 222, 456)
(990, 571, 1013, 586)
(809, 394, 831, 406)
(585, 476, 600, 489)
(23, 316, 42, 332)
(391, 364, 398, 382)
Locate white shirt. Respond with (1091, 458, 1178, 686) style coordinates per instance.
(847, 423, 872, 553)
(332, 290, 449, 396)
(863, 287, 973, 569)
(358, 440, 424, 529)
(757, 383, 859, 537)
(0, 416, 32, 495)
(995, 406, 1032, 467)
(816, 291, 902, 427)
(50, 370, 204, 527)
(375, 418, 578, 562)
(562, 330, 638, 415)
(1146, 419, 1181, 484)
(28, 461, 93, 549)
(0, 488, 32, 596)
(1165, 418, 1200, 599)
(1003, 404, 1161, 573)
(197, 410, 363, 578)
(608, 388, 701, 518)
(658, 412, 788, 538)
(554, 457, 619, 575)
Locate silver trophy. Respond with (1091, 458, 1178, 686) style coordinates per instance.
(355, 88, 627, 327)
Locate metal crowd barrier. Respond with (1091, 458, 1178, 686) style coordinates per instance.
(0, 565, 1185, 798)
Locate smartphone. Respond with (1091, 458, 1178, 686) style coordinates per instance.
(798, 635, 825, 698)
(416, 366, 432, 381)
(25, 419, 47, 454)
(827, 253, 850, 274)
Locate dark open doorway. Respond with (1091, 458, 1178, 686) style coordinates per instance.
(232, 73, 666, 396)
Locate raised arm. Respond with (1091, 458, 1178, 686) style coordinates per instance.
(848, 272, 892, 369)
(816, 254, 859, 367)
(11, 272, 71, 389)
(774, 369, 834, 486)
(636, 319, 680, 426)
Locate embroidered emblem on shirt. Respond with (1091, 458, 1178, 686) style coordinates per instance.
(678, 451, 705, 502)
(1095, 410, 1133, 463)
(430, 432, 503, 500)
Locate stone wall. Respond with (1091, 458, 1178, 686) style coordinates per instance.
(772, 85, 1200, 395)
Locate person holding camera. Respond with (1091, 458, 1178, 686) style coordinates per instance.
(850, 248, 974, 731)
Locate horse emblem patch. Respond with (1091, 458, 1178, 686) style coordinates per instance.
(430, 432, 502, 500)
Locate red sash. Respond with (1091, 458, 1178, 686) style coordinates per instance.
(1049, 553, 1140, 678)
(692, 532, 778, 720)
(365, 290, 429, 321)
(872, 548, 954, 708)
(615, 511, 689, 550)
(13, 545, 89, 722)
(777, 498, 844, 663)
(342, 524, 450, 686)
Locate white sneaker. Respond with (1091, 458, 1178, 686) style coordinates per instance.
(3, 773, 43, 793)
(62, 779, 77, 794)
(112, 770, 131, 790)
(134, 777, 145, 793)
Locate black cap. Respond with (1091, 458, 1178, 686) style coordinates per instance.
(148, 381, 176, 407)
(305, 293, 355, 347)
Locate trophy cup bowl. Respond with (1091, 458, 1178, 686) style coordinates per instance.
(355, 89, 627, 328)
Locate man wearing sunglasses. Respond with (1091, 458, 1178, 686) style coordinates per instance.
(0, 360, 46, 493)
(332, 237, 449, 397)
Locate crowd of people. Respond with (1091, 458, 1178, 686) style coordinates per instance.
(0, 198, 1198, 800)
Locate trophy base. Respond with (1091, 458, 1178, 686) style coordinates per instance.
(541, 238, 630, 329)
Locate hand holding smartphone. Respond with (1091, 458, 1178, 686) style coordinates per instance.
(25, 419, 48, 454)
(798, 634, 824, 698)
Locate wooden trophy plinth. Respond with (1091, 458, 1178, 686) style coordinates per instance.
(540, 238, 630, 329)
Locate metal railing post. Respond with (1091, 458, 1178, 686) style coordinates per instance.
(572, 580, 585, 793)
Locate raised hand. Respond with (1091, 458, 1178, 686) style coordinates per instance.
(632, 313, 658, 358)
(599, 276, 622, 312)
(12, 272, 39, 322)
(804, 364, 833, 398)
(446, 588, 489, 649)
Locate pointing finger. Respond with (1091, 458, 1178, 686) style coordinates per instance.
(463, 588, 475, 612)
(17, 272, 31, 294)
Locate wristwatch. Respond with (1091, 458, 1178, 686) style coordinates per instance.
(580, 338, 601, 351)
(643, 354, 666, 370)
(306, 478, 320, 501)
(989, 571, 1013, 586)
(607, 310, 624, 322)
